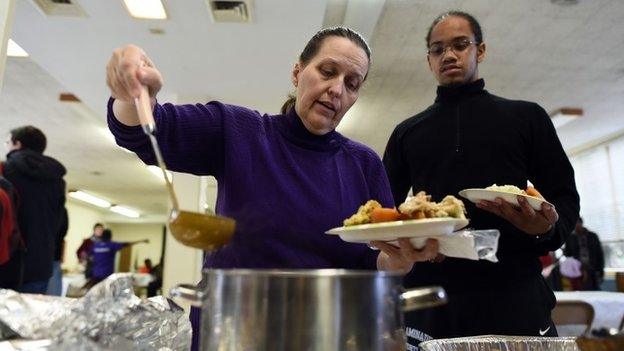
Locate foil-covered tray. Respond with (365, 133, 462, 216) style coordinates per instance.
(420, 335, 580, 351)
(0, 274, 191, 350)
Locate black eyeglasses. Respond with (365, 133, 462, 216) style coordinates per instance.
(428, 39, 478, 57)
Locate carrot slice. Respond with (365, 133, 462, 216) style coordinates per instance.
(371, 208, 401, 223)
(526, 186, 543, 199)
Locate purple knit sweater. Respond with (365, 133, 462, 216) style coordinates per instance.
(108, 99, 394, 348)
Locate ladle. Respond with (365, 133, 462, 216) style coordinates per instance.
(134, 86, 235, 251)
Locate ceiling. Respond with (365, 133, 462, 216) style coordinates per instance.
(343, 0, 624, 155)
(2, 0, 623, 220)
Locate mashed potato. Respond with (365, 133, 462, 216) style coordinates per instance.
(485, 184, 526, 195)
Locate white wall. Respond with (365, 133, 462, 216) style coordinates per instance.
(107, 222, 164, 269)
(64, 201, 106, 271)
(162, 172, 205, 300)
(0, 0, 15, 92)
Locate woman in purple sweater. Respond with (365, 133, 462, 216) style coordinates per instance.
(106, 27, 438, 349)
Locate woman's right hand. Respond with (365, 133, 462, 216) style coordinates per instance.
(106, 44, 164, 103)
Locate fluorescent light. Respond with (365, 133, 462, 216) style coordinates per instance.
(7, 39, 29, 57)
(69, 190, 111, 208)
(147, 165, 172, 182)
(123, 0, 167, 19)
(110, 205, 140, 218)
(550, 107, 583, 129)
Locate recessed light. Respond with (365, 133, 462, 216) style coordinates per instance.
(123, 0, 167, 19)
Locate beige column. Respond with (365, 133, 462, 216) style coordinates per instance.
(0, 0, 15, 91)
(162, 172, 205, 299)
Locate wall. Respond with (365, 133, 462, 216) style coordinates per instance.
(162, 172, 205, 302)
(107, 222, 165, 270)
(0, 0, 15, 92)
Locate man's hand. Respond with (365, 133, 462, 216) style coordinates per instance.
(374, 238, 439, 273)
(476, 196, 558, 235)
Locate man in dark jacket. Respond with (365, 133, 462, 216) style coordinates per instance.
(0, 126, 66, 294)
(382, 11, 580, 348)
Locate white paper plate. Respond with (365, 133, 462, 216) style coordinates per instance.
(458, 188, 553, 211)
(325, 217, 469, 243)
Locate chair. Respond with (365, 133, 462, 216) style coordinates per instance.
(552, 300, 594, 336)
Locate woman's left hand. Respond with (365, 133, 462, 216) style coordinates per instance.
(374, 238, 440, 273)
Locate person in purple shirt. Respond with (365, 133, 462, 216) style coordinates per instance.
(105, 27, 439, 350)
(86, 229, 148, 289)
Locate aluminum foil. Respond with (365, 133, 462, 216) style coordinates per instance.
(0, 274, 191, 350)
(420, 335, 579, 351)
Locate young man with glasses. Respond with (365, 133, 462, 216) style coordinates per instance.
(382, 11, 580, 348)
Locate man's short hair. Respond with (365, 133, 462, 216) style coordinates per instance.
(10, 126, 47, 153)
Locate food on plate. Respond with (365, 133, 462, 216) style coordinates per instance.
(485, 184, 544, 199)
(399, 191, 466, 220)
(343, 191, 466, 226)
(525, 186, 543, 199)
(370, 208, 402, 223)
(485, 184, 525, 195)
(343, 200, 382, 226)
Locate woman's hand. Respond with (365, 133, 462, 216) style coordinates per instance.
(374, 238, 439, 273)
(106, 44, 163, 102)
(106, 45, 165, 126)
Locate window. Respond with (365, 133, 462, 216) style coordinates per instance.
(570, 135, 624, 269)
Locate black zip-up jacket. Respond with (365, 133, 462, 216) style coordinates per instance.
(2, 149, 66, 284)
(383, 79, 580, 292)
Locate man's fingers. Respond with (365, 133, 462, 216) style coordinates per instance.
(542, 203, 559, 224)
(518, 196, 536, 218)
(477, 200, 504, 217)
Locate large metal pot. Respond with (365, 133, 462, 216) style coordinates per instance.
(171, 269, 446, 351)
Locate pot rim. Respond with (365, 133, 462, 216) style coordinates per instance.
(200, 268, 403, 277)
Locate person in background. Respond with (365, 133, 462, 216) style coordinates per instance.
(105, 26, 439, 350)
(0, 126, 66, 294)
(85, 229, 148, 289)
(46, 207, 68, 296)
(76, 223, 105, 280)
(138, 258, 153, 274)
(540, 251, 562, 291)
(147, 260, 163, 298)
(382, 10, 579, 347)
(564, 218, 605, 290)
